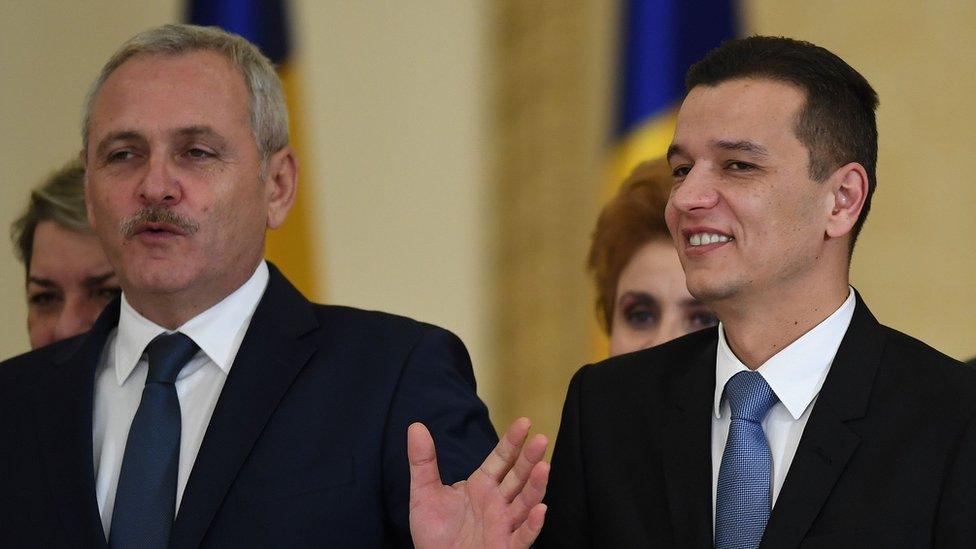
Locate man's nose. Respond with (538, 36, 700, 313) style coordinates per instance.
(669, 165, 719, 213)
(138, 155, 182, 206)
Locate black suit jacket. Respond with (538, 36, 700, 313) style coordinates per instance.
(0, 264, 497, 547)
(541, 296, 976, 547)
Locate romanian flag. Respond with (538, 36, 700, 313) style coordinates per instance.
(605, 0, 738, 200)
(594, 0, 737, 357)
(188, 0, 321, 299)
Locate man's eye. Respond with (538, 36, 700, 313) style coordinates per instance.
(671, 165, 691, 178)
(727, 161, 755, 171)
(107, 150, 135, 162)
(185, 148, 214, 159)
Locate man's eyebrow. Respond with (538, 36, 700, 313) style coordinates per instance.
(176, 125, 227, 143)
(666, 144, 684, 162)
(714, 140, 769, 156)
(83, 271, 117, 287)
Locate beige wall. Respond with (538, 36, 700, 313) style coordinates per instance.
(295, 0, 496, 403)
(745, 0, 976, 360)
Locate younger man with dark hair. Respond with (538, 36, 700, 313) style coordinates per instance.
(539, 35, 976, 547)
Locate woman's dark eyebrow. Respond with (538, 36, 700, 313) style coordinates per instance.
(83, 271, 117, 288)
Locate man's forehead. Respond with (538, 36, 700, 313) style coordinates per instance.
(671, 78, 806, 152)
(88, 50, 250, 139)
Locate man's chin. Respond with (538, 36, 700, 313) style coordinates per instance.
(121, 261, 194, 297)
(686, 276, 743, 306)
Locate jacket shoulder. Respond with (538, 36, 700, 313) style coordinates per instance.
(570, 327, 717, 401)
(878, 323, 976, 397)
(0, 335, 84, 387)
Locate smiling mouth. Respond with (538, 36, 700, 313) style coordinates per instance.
(688, 232, 733, 246)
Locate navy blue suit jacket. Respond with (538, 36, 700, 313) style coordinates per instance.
(0, 264, 497, 547)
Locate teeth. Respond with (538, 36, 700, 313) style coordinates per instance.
(689, 233, 731, 246)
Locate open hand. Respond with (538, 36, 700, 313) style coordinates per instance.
(408, 418, 549, 548)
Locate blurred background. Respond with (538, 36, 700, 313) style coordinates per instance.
(2, 0, 975, 442)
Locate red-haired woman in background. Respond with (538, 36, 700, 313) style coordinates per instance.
(588, 158, 717, 356)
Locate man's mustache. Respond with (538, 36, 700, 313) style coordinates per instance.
(119, 206, 200, 238)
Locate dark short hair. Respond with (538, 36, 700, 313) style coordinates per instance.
(10, 159, 90, 273)
(685, 35, 879, 254)
(587, 158, 673, 333)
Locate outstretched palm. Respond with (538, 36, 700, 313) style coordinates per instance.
(408, 418, 549, 548)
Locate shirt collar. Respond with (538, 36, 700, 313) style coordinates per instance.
(713, 287, 856, 420)
(113, 261, 270, 385)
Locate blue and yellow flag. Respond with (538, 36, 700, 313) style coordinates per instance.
(188, 0, 321, 300)
(605, 0, 738, 200)
(594, 0, 737, 357)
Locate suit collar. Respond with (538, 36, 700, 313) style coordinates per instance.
(761, 291, 884, 547)
(714, 288, 857, 420)
(34, 297, 122, 548)
(113, 261, 270, 384)
(170, 263, 319, 548)
(658, 331, 718, 549)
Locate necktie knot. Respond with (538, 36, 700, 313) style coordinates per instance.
(725, 370, 778, 423)
(145, 332, 198, 384)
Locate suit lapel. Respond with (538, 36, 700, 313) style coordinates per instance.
(659, 335, 717, 549)
(761, 294, 884, 547)
(32, 299, 120, 548)
(170, 265, 318, 548)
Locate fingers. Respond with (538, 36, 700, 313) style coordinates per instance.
(498, 433, 548, 501)
(508, 458, 550, 527)
(511, 503, 547, 548)
(407, 422, 442, 496)
(478, 417, 532, 482)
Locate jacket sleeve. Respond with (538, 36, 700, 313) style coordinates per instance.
(381, 325, 499, 545)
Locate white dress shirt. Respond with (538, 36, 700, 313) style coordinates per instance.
(710, 287, 855, 526)
(92, 261, 269, 537)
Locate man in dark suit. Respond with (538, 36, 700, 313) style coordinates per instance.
(0, 23, 548, 548)
(540, 36, 976, 547)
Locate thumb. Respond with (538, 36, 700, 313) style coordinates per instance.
(407, 422, 442, 496)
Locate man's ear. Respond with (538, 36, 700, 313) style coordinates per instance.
(264, 146, 298, 230)
(825, 162, 868, 239)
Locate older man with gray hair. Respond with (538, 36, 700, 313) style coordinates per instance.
(0, 23, 547, 548)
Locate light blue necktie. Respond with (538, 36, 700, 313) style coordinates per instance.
(110, 332, 198, 549)
(715, 371, 779, 549)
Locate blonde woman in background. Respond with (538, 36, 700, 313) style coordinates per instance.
(10, 160, 119, 349)
(588, 157, 717, 356)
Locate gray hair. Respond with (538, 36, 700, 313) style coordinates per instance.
(81, 23, 289, 171)
(10, 159, 90, 271)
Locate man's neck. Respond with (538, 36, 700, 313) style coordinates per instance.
(713, 278, 851, 370)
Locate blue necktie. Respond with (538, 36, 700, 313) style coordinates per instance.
(109, 332, 198, 549)
(715, 371, 779, 549)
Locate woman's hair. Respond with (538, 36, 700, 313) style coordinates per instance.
(10, 159, 90, 271)
(587, 157, 674, 333)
